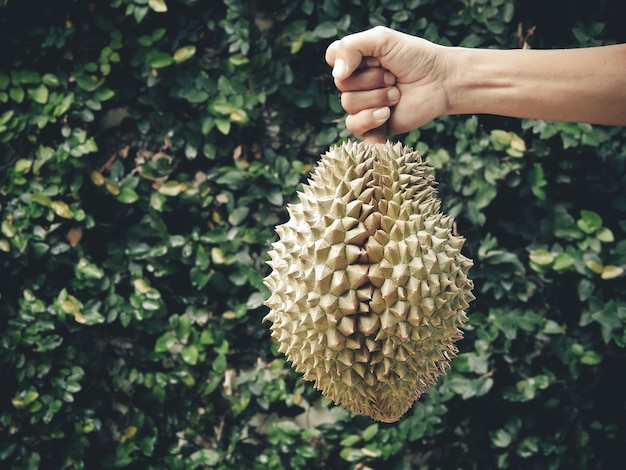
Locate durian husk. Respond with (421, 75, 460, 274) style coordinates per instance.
(263, 139, 475, 423)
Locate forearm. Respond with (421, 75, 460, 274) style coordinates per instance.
(448, 44, 626, 126)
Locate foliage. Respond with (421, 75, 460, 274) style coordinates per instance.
(1, 0, 624, 469)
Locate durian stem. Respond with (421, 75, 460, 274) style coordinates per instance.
(363, 125, 387, 145)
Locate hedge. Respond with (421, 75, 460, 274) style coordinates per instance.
(1, 0, 625, 469)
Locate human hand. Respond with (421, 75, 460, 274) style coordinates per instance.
(325, 26, 453, 137)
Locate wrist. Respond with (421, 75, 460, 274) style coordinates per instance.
(445, 46, 510, 117)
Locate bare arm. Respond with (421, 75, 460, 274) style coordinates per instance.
(326, 26, 626, 137)
(451, 44, 626, 126)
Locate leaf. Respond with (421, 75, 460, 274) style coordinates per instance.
(105, 179, 120, 196)
(0, 109, 13, 125)
(16, 70, 41, 84)
(530, 163, 547, 200)
(155, 332, 177, 353)
(552, 253, 574, 272)
(542, 320, 563, 334)
(181, 344, 199, 365)
(291, 34, 305, 54)
(90, 170, 105, 186)
(173, 45, 196, 63)
(148, 0, 167, 12)
(490, 428, 512, 448)
(228, 206, 249, 226)
(75, 74, 101, 92)
(120, 426, 137, 443)
(28, 84, 48, 104)
(529, 249, 554, 267)
(586, 260, 604, 274)
(216, 118, 231, 135)
(362, 424, 379, 441)
(76, 258, 104, 279)
(313, 22, 338, 39)
(93, 87, 115, 102)
(14, 159, 32, 173)
(600, 265, 624, 280)
(596, 227, 614, 243)
(133, 278, 152, 294)
(246, 292, 265, 310)
(158, 181, 186, 196)
(580, 351, 602, 365)
(117, 187, 139, 204)
(10, 86, 25, 103)
(509, 133, 527, 153)
(459, 33, 485, 48)
(189, 449, 220, 466)
(51, 201, 73, 219)
(0, 71, 9, 90)
(266, 190, 283, 206)
(12, 389, 39, 409)
(42, 73, 60, 87)
(577, 210, 603, 234)
(229, 108, 248, 123)
(148, 52, 174, 69)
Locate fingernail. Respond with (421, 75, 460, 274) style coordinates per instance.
(387, 87, 400, 103)
(332, 59, 346, 79)
(373, 107, 390, 121)
(383, 71, 396, 86)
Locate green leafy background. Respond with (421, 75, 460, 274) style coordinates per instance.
(1, 0, 625, 468)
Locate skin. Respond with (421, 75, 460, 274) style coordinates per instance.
(325, 26, 626, 137)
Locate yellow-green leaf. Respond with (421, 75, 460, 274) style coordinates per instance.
(600, 265, 624, 280)
(173, 45, 196, 63)
(230, 108, 248, 123)
(0, 109, 13, 124)
(158, 181, 186, 196)
(490, 129, 511, 146)
(31, 192, 52, 207)
(529, 249, 554, 267)
(216, 118, 230, 135)
(596, 227, 614, 243)
(51, 201, 72, 219)
(1, 220, 16, 238)
(14, 159, 32, 174)
(133, 278, 152, 294)
(291, 34, 305, 54)
(586, 260, 604, 274)
(509, 134, 526, 153)
(148, 0, 167, 12)
(12, 390, 39, 410)
(120, 426, 138, 442)
(105, 179, 120, 196)
(60, 294, 81, 314)
(211, 247, 227, 264)
(90, 170, 105, 186)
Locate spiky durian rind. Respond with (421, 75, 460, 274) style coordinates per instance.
(263, 140, 475, 423)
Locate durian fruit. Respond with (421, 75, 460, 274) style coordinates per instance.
(263, 139, 475, 423)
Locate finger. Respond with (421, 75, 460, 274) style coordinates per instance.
(325, 40, 340, 67)
(362, 57, 381, 68)
(327, 42, 382, 75)
(335, 67, 396, 92)
(341, 86, 400, 114)
(345, 107, 391, 137)
(331, 26, 392, 79)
